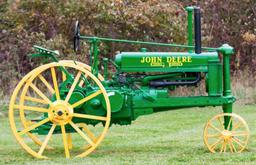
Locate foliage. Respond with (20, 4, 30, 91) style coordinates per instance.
(0, 0, 255, 95)
(184, 0, 256, 71)
(0, 0, 186, 94)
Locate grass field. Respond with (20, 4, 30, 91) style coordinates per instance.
(1, 104, 256, 165)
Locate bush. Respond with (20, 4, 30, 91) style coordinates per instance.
(0, 0, 186, 94)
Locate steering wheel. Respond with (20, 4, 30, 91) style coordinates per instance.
(74, 20, 80, 52)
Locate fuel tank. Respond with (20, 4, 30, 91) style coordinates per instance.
(115, 52, 219, 72)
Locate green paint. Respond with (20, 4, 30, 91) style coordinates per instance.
(186, 6, 194, 52)
(142, 73, 183, 85)
(30, 7, 236, 135)
(219, 44, 235, 129)
(92, 38, 99, 76)
(80, 35, 219, 51)
(115, 52, 219, 72)
(103, 58, 108, 79)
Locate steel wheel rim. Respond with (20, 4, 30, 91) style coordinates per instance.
(18, 60, 105, 150)
(9, 61, 111, 158)
(203, 113, 249, 153)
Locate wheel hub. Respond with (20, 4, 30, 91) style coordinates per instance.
(221, 130, 232, 140)
(48, 100, 73, 125)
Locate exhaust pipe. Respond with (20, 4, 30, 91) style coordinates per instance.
(194, 7, 202, 54)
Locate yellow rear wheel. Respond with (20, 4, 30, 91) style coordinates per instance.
(204, 113, 249, 153)
(9, 61, 111, 158)
(18, 60, 104, 149)
(18, 60, 105, 150)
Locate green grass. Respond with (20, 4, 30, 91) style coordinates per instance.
(1, 105, 256, 165)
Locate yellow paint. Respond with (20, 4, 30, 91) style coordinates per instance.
(62, 71, 67, 81)
(38, 74, 55, 94)
(140, 56, 164, 67)
(167, 56, 192, 67)
(29, 83, 52, 104)
(48, 100, 73, 125)
(67, 134, 73, 149)
(19, 77, 53, 153)
(78, 123, 97, 141)
(79, 79, 85, 87)
(65, 71, 82, 102)
(69, 121, 95, 147)
(24, 96, 48, 104)
(203, 113, 249, 153)
(9, 61, 111, 159)
(140, 57, 161, 63)
(51, 67, 60, 100)
(78, 123, 99, 150)
(73, 113, 107, 121)
(14, 104, 49, 113)
(71, 90, 102, 108)
(61, 124, 70, 158)
(140, 56, 192, 67)
(18, 118, 50, 136)
(38, 124, 56, 155)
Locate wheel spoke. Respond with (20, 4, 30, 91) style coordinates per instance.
(61, 125, 70, 158)
(14, 104, 49, 113)
(29, 83, 52, 104)
(80, 73, 90, 86)
(79, 80, 84, 87)
(208, 123, 222, 133)
(232, 137, 245, 148)
(227, 116, 232, 130)
(205, 113, 249, 154)
(25, 121, 53, 149)
(73, 113, 107, 121)
(233, 121, 242, 131)
(69, 121, 95, 147)
(230, 140, 237, 152)
(18, 118, 50, 136)
(228, 140, 234, 153)
(223, 141, 227, 152)
(51, 67, 60, 100)
(9, 61, 112, 158)
(210, 138, 222, 151)
(62, 71, 67, 81)
(206, 134, 221, 138)
(234, 137, 246, 144)
(78, 74, 88, 87)
(27, 132, 53, 150)
(68, 134, 73, 149)
(217, 117, 224, 129)
(65, 71, 82, 102)
(71, 90, 102, 108)
(38, 74, 55, 94)
(220, 141, 225, 153)
(24, 96, 48, 104)
(232, 131, 249, 137)
(38, 124, 56, 155)
(77, 123, 97, 141)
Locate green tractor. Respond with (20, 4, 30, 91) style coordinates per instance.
(9, 7, 249, 158)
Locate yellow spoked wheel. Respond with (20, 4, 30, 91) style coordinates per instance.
(9, 61, 111, 159)
(18, 60, 105, 151)
(204, 113, 249, 153)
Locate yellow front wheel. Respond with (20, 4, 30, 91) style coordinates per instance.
(9, 61, 111, 158)
(204, 113, 249, 153)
